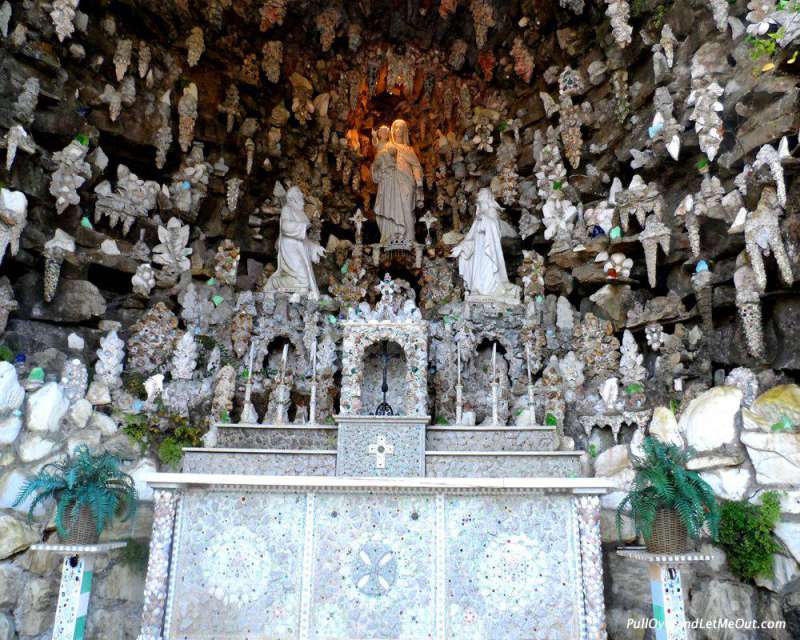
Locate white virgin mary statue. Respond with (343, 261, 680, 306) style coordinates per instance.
(452, 188, 519, 302)
(371, 119, 424, 245)
(264, 186, 325, 299)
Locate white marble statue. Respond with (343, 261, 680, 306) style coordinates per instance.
(371, 119, 423, 245)
(264, 186, 325, 298)
(452, 188, 519, 302)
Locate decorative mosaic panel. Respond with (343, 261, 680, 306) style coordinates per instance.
(182, 451, 337, 475)
(336, 420, 426, 476)
(444, 494, 582, 639)
(217, 426, 338, 449)
(309, 493, 437, 639)
(160, 488, 594, 640)
(166, 490, 306, 639)
(425, 453, 583, 477)
(425, 427, 558, 451)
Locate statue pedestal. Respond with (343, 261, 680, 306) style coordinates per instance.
(617, 548, 717, 640)
(334, 415, 429, 477)
(31, 542, 127, 640)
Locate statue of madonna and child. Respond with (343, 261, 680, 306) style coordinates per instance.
(370, 119, 424, 248)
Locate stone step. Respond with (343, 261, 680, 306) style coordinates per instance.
(182, 448, 337, 476)
(215, 423, 338, 449)
(182, 448, 585, 478)
(425, 425, 558, 451)
(425, 451, 585, 478)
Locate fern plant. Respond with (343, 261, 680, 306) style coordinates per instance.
(13, 445, 138, 538)
(616, 436, 720, 543)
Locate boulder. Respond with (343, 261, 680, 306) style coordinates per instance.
(13, 576, 55, 636)
(0, 613, 13, 640)
(95, 563, 145, 602)
(0, 363, 24, 415)
(0, 416, 22, 445)
(0, 512, 39, 560)
(18, 434, 56, 462)
(699, 467, 752, 501)
(687, 453, 746, 470)
(128, 457, 158, 501)
(89, 411, 118, 436)
(755, 554, 800, 593)
(605, 606, 649, 640)
(742, 384, 800, 432)
(648, 406, 683, 447)
(0, 564, 23, 608)
(594, 444, 630, 477)
(689, 579, 756, 640)
(67, 398, 93, 429)
(740, 431, 800, 485)
(15, 273, 106, 323)
(678, 386, 742, 452)
(776, 522, 800, 564)
(26, 382, 69, 432)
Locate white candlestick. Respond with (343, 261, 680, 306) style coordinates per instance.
(457, 342, 461, 384)
(311, 338, 317, 380)
(525, 343, 532, 385)
(280, 343, 288, 381)
(492, 342, 497, 382)
(247, 341, 255, 381)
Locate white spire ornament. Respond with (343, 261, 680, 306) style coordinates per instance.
(113, 39, 133, 81)
(605, 0, 633, 48)
(619, 330, 646, 388)
(50, 139, 91, 214)
(94, 330, 125, 390)
(742, 186, 794, 290)
(186, 27, 205, 67)
(171, 332, 198, 380)
(5, 125, 35, 172)
(43, 229, 75, 302)
(638, 215, 671, 288)
(687, 77, 724, 162)
(734, 261, 765, 359)
(50, 0, 80, 42)
(99, 77, 136, 122)
(154, 90, 172, 169)
(153, 217, 192, 280)
(0, 188, 27, 267)
(178, 83, 198, 153)
(61, 359, 88, 404)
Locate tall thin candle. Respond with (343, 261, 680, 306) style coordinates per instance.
(457, 342, 461, 383)
(280, 343, 289, 380)
(492, 342, 497, 381)
(311, 338, 317, 379)
(525, 342, 532, 385)
(247, 341, 255, 381)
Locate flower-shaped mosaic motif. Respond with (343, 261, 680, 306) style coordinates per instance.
(477, 534, 548, 612)
(202, 525, 272, 607)
(352, 540, 398, 597)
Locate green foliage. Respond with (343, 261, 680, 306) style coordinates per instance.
(616, 437, 720, 544)
(122, 372, 148, 400)
(118, 538, 150, 574)
(588, 444, 598, 458)
(718, 491, 782, 581)
(122, 409, 204, 469)
(748, 31, 784, 60)
(0, 345, 13, 362)
(435, 416, 449, 425)
(13, 445, 138, 537)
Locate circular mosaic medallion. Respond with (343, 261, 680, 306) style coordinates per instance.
(477, 534, 548, 611)
(352, 540, 397, 597)
(202, 525, 272, 607)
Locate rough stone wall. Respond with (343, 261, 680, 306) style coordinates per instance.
(0, 0, 799, 638)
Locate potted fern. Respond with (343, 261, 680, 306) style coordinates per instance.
(14, 445, 138, 544)
(616, 436, 720, 553)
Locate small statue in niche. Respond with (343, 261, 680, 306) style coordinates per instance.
(452, 188, 520, 302)
(370, 119, 423, 246)
(264, 186, 325, 299)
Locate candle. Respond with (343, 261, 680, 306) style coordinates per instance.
(457, 342, 461, 383)
(525, 342, 532, 385)
(311, 338, 317, 380)
(280, 343, 289, 380)
(492, 342, 497, 382)
(247, 341, 255, 381)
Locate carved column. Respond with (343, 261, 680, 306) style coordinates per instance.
(576, 495, 607, 640)
(138, 489, 179, 640)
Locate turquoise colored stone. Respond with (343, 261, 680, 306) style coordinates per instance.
(625, 383, 644, 395)
(695, 260, 709, 273)
(610, 226, 622, 239)
(771, 415, 794, 432)
(207, 278, 217, 285)
(212, 294, 224, 306)
(28, 367, 45, 382)
(80, 217, 93, 229)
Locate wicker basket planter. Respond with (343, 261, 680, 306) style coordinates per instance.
(645, 509, 688, 554)
(59, 503, 100, 545)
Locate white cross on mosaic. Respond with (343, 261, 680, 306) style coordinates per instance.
(367, 435, 395, 469)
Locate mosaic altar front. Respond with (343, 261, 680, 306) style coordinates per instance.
(164, 488, 585, 640)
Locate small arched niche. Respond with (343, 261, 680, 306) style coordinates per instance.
(360, 340, 408, 416)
